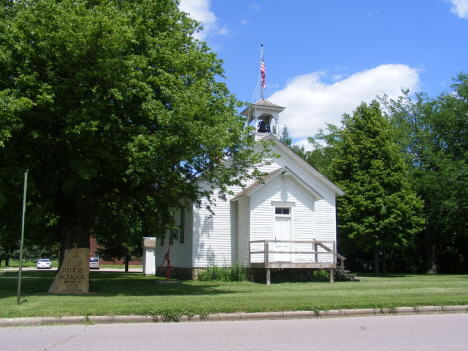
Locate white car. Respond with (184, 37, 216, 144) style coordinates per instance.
(36, 259, 52, 269)
(89, 257, 100, 269)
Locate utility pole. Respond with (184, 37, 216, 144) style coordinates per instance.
(17, 170, 28, 305)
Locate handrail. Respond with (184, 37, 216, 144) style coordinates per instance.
(249, 239, 346, 268)
(250, 239, 335, 244)
(336, 253, 346, 261)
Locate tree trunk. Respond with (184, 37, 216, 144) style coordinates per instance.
(125, 255, 129, 272)
(5, 256, 10, 266)
(382, 245, 387, 276)
(59, 242, 64, 267)
(425, 228, 438, 273)
(76, 216, 90, 249)
(429, 243, 437, 273)
(373, 246, 380, 277)
(55, 214, 91, 286)
(60, 216, 91, 262)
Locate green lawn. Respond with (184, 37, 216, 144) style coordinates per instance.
(1, 270, 467, 319)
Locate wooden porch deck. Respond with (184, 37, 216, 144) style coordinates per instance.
(249, 240, 346, 284)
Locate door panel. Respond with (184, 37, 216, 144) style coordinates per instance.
(272, 216, 291, 262)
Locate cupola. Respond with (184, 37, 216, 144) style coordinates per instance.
(241, 99, 285, 141)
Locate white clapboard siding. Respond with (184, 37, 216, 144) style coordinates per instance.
(236, 197, 250, 267)
(191, 182, 245, 268)
(190, 176, 257, 268)
(230, 200, 238, 265)
(258, 144, 338, 245)
(252, 144, 338, 263)
(155, 207, 193, 268)
(249, 174, 317, 263)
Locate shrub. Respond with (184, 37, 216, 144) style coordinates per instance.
(197, 262, 247, 282)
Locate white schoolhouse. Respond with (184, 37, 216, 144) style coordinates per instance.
(151, 99, 349, 284)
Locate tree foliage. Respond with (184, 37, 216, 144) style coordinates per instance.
(280, 75, 468, 274)
(0, 0, 271, 262)
(332, 101, 424, 276)
(280, 124, 341, 180)
(381, 73, 468, 273)
(304, 123, 343, 179)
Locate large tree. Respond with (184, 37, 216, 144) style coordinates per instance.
(0, 0, 270, 265)
(381, 74, 468, 273)
(332, 101, 424, 276)
(280, 124, 342, 180)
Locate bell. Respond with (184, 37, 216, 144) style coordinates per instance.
(257, 121, 270, 133)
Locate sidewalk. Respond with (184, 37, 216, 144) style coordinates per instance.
(1, 305, 467, 327)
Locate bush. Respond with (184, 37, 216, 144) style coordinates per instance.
(197, 262, 247, 282)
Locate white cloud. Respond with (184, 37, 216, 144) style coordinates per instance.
(293, 139, 315, 152)
(241, 19, 249, 26)
(268, 64, 420, 140)
(179, 0, 218, 40)
(448, 0, 468, 19)
(218, 26, 233, 36)
(332, 74, 343, 82)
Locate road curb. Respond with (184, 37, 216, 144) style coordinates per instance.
(1, 305, 467, 327)
(87, 315, 153, 324)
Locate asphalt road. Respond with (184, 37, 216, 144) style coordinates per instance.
(1, 313, 467, 351)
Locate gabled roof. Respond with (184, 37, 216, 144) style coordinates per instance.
(232, 166, 323, 201)
(255, 134, 345, 197)
(232, 168, 283, 200)
(240, 99, 285, 115)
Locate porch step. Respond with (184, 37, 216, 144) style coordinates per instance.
(337, 267, 360, 282)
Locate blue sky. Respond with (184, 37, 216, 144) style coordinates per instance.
(179, 0, 468, 148)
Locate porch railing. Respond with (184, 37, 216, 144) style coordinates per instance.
(249, 240, 345, 271)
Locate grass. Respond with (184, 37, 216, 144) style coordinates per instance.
(0, 269, 467, 319)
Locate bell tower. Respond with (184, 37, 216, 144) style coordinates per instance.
(241, 99, 285, 141)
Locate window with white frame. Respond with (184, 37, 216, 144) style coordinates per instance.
(275, 207, 290, 215)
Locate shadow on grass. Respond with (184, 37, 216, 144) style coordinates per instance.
(0, 271, 241, 298)
(355, 273, 412, 278)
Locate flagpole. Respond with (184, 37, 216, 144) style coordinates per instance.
(260, 44, 265, 100)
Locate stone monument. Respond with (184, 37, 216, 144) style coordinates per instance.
(48, 248, 89, 294)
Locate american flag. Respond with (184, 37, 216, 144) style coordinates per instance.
(260, 53, 266, 89)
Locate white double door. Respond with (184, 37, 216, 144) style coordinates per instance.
(272, 216, 291, 262)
